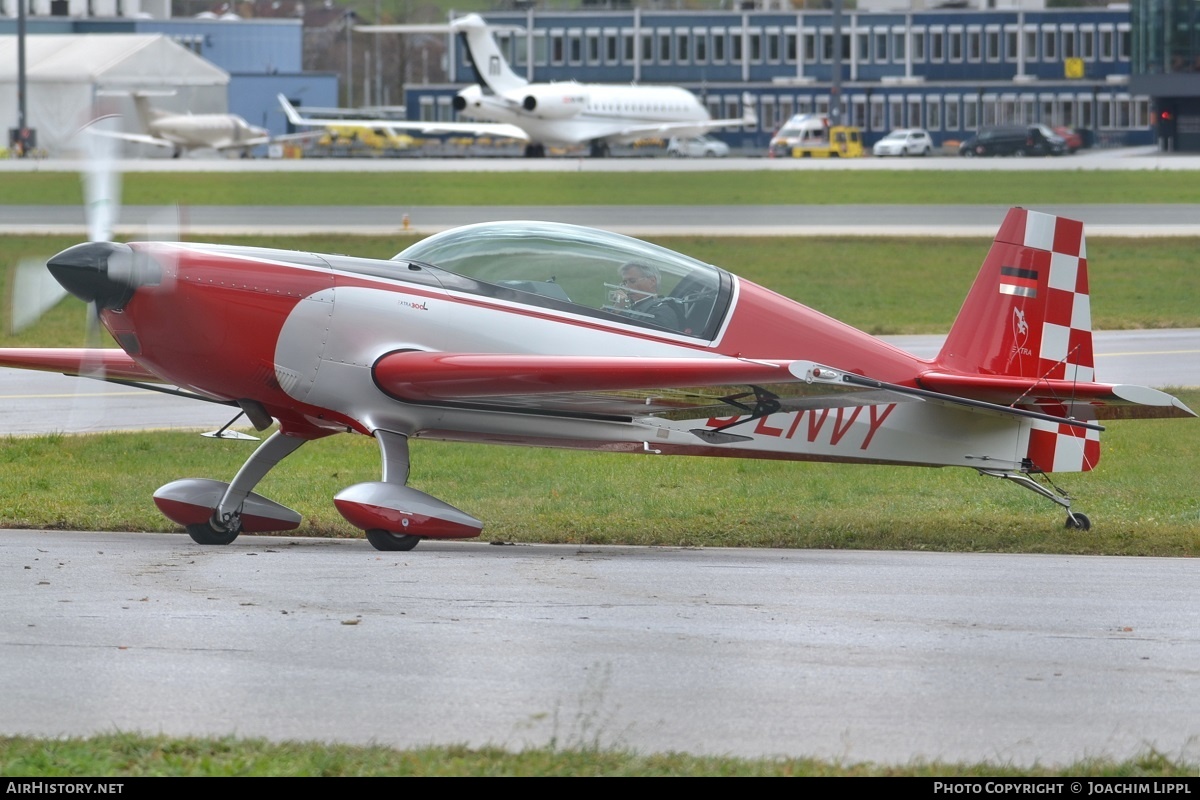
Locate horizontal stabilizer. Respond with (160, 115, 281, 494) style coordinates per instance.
(919, 371, 1196, 420)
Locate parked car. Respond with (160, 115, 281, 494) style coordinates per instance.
(872, 128, 934, 157)
(1054, 126, 1084, 153)
(667, 135, 730, 157)
(958, 125, 1066, 157)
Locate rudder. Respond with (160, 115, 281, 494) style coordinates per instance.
(938, 207, 1094, 384)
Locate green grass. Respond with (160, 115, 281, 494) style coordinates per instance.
(1, 388, 1197, 555)
(3, 170, 1200, 206)
(5, 235, 1200, 342)
(1, 734, 1194, 777)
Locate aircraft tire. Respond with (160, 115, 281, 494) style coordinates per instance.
(365, 529, 422, 552)
(1065, 513, 1091, 531)
(186, 518, 242, 545)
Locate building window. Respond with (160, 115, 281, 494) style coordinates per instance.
(1043, 28, 1057, 62)
(1006, 29, 1018, 61)
(927, 96, 941, 130)
(857, 31, 870, 62)
(1099, 27, 1114, 61)
(550, 32, 565, 65)
(658, 31, 671, 62)
(1025, 29, 1039, 62)
(749, 32, 762, 62)
(623, 32, 635, 62)
(949, 30, 963, 62)
(875, 30, 888, 62)
(768, 30, 781, 62)
(568, 32, 582, 65)
(893, 31, 905, 61)
(1061, 27, 1076, 59)
(946, 96, 960, 130)
(987, 29, 1001, 63)
(696, 30, 708, 63)
(931, 30, 944, 62)
(967, 28, 981, 62)
(714, 30, 726, 62)
(732, 31, 744, 61)
(964, 96, 978, 129)
(1081, 27, 1094, 60)
(587, 31, 600, 64)
(678, 31, 690, 63)
(804, 31, 816, 63)
(912, 29, 925, 62)
(641, 31, 653, 62)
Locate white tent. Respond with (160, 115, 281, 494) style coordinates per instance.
(0, 34, 229, 154)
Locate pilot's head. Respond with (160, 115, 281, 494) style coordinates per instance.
(619, 262, 660, 298)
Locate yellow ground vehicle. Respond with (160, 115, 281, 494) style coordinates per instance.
(768, 114, 864, 158)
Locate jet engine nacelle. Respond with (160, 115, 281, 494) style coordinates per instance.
(509, 85, 590, 119)
(333, 482, 483, 539)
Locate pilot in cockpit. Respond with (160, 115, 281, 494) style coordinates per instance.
(608, 262, 682, 331)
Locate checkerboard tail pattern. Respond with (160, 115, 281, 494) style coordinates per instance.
(938, 208, 1094, 384)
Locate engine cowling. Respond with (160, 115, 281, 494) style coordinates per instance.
(508, 85, 589, 119)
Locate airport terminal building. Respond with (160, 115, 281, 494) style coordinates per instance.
(403, 3, 1198, 152)
(2, 1, 1197, 154)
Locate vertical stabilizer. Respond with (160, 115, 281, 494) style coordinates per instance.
(452, 13, 528, 94)
(938, 208, 1094, 384)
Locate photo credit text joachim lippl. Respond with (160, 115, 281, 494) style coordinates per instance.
(933, 783, 1193, 796)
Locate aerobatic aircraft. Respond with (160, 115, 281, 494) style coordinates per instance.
(280, 13, 756, 157)
(0, 166, 1192, 550)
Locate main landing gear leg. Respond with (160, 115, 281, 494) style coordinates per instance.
(976, 468, 1091, 531)
(187, 431, 308, 545)
(362, 430, 421, 552)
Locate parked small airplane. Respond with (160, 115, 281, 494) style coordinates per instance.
(0, 165, 1192, 549)
(280, 13, 756, 157)
(94, 91, 311, 158)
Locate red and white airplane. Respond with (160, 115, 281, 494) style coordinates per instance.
(0, 208, 1192, 550)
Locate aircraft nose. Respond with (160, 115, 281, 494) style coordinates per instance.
(47, 241, 157, 310)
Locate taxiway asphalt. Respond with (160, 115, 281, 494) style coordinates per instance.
(2, 530, 1197, 767)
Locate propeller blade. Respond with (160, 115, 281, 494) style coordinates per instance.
(76, 113, 123, 244)
(9, 257, 69, 334)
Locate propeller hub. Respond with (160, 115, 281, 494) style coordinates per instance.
(47, 241, 158, 310)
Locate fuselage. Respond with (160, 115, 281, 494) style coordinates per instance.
(149, 113, 268, 150)
(90, 235, 1028, 473)
(458, 82, 713, 146)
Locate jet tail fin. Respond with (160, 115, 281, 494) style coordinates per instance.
(452, 13, 528, 94)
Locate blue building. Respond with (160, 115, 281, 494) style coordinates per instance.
(404, 7, 1154, 151)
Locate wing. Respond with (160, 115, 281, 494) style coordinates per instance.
(372, 352, 1200, 440)
(277, 94, 528, 142)
(87, 128, 175, 150)
(0, 348, 161, 381)
(606, 92, 758, 142)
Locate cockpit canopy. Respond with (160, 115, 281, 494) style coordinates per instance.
(394, 221, 731, 338)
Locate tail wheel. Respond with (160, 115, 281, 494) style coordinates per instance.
(1065, 513, 1091, 531)
(365, 529, 422, 551)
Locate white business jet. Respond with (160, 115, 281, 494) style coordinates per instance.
(95, 91, 313, 158)
(280, 13, 756, 157)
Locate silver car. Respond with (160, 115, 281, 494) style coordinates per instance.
(667, 135, 731, 158)
(872, 128, 934, 157)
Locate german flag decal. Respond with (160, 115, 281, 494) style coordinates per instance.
(999, 265, 1038, 298)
